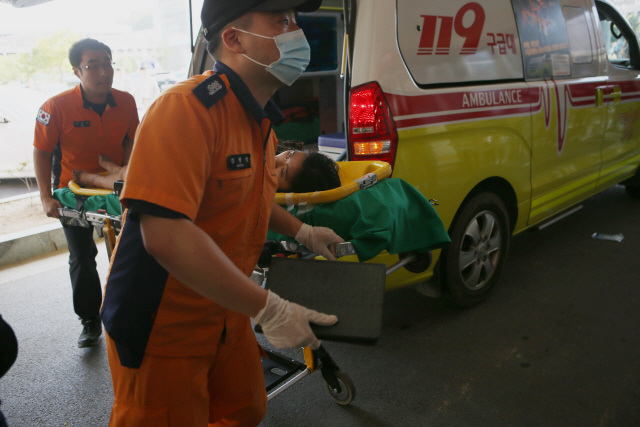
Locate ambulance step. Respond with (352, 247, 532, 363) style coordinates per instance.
(535, 205, 583, 231)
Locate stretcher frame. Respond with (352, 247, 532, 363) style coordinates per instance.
(56, 160, 433, 406)
(57, 180, 124, 260)
(252, 240, 430, 405)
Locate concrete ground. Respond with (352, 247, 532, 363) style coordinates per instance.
(0, 185, 639, 427)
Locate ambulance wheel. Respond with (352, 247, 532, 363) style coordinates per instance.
(622, 169, 640, 199)
(325, 371, 356, 405)
(626, 184, 640, 198)
(441, 192, 510, 308)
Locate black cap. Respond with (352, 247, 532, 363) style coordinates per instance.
(201, 0, 322, 40)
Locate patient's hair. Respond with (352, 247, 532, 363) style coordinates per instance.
(290, 152, 341, 193)
(277, 139, 304, 154)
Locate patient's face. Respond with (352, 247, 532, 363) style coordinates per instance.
(275, 150, 304, 191)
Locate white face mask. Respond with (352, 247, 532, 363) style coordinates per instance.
(233, 27, 311, 86)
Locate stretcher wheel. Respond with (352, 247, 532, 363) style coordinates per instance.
(324, 370, 355, 405)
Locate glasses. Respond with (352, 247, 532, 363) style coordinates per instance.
(78, 62, 115, 72)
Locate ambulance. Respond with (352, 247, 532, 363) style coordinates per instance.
(190, 0, 640, 307)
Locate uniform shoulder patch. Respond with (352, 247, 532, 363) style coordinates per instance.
(36, 108, 51, 126)
(192, 74, 228, 108)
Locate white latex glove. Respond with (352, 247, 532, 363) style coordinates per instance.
(254, 290, 338, 350)
(295, 223, 344, 261)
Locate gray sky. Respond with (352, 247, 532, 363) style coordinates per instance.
(0, 0, 206, 43)
(0, 0, 172, 33)
(0, 0, 635, 36)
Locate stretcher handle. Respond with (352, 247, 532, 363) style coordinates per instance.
(334, 242, 355, 258)
(276, 241, 356, 258)
(114, 181, 124, 197)
(275, 160, 391, 206)
(68, 179, 113, 197)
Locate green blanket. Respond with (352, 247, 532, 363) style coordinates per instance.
(53, 188, 122, 216)
(53, 178, 451, 262)
(268, 178, 451, 262)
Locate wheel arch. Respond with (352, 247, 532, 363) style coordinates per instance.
(453, 177, 518, 234)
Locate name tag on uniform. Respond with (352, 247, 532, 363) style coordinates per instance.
(74, 121, 91, 127)
(227, 154, 251, 170)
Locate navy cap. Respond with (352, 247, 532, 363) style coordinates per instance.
(201, 0, 322, 40)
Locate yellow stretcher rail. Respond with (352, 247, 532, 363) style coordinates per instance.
(67, 176, 113, 197)
(66, 175, 121, 259)
(68, 161, 392, 206)
(274, 160, 392, 206)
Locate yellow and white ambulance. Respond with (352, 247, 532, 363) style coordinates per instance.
(191, 0, 640, 306)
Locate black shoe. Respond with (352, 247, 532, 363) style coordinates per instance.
(78, 317, 102, 348)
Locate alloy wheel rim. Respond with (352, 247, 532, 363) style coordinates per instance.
(458, 210, 502, 291)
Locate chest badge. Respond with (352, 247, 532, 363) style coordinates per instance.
(227, 154, 251, 170)
(74, 121, 91, 128)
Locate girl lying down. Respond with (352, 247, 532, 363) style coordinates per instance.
(73, 149, 342, 194)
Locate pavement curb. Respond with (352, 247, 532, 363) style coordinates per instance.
(0, 193, 106, 268)
(0, 222, 68, 267)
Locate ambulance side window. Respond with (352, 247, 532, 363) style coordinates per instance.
(601, 16, 629, 65)
(562, 5, 598, 78)
(597, 3, 640, 69)
(563, 7, 593, 64)
(513, 0, 572, 80)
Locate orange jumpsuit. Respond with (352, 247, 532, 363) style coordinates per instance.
(101, 62, 282, 426)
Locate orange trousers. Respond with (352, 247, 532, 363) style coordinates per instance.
(105, 321, 267, 427)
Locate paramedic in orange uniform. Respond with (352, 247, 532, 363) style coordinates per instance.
(32, 38, 139, 349)
(100, 0, 344, 425)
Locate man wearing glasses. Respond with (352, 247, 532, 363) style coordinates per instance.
(33, 38, 139, 349)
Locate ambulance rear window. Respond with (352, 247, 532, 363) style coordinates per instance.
(397, 0, 524, 86)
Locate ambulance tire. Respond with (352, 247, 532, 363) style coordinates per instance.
(441, 192, 511, 308)
(625, 184, 640, 198)
(622, 169, 640, 199)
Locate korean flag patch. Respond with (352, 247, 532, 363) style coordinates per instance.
(36, 109, 51, 126)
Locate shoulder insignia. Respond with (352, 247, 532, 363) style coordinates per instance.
(192, 74, 228, 108)
(36, 108, 51, 126)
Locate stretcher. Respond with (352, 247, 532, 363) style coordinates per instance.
(253, 160, 451, 404)
(55, 160, 450, 406)
(56, 179, 124, 260)
(252, 239, 424, 405)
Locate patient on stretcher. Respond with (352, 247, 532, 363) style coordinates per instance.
(60, 150, 452, 261)
(72, 153, 125, 191)
(72, 148, 341, 193)
(275, 150, 340, 193)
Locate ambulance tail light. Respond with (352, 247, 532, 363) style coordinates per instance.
(348, 82, 398, 169)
